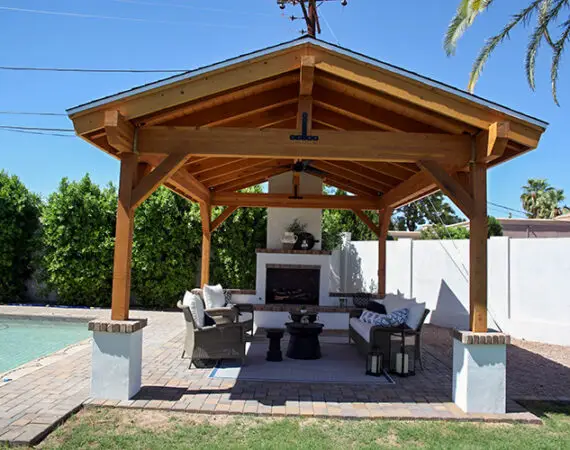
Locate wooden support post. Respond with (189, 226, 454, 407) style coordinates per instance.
(111, 154, 138, 320)
(377, 207, 393, 298)
(469, 161, 488, 332)
(200, 203, 211, 287)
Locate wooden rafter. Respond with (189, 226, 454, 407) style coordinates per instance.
(313, 85, 440, 133)
(312, 106, 380, 131)
(476, 121, 510, 163)
(220, 103, 298, 129)
(314, 172, 380, 198)
(186, 157, 243, 175)
(214, 166, 291, 192)
(163, 84, 299, 128)
(315, 72, 474, 135)
(310, 160, 392, 192)
(211, 192, 380, 210)
(300, 55, 315, 96)
(323, 160, 400, 188)
(206, 159, 292, 188)
(314, 56, 543, 148)
(195, 158, 273, 183)
(136, 127, 472, 164)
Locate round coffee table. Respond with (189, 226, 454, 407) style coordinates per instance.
(266, 328, 285, 362)
(285, 322, 324, 360)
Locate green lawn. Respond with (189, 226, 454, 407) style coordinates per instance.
(39, 402, 570, 450)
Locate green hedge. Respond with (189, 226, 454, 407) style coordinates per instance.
(0, 171, 41, 301)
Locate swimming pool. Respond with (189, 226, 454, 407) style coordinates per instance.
(0, 316, 90, 374)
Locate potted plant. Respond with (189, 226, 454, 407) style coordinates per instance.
(281, 218, 307, 250)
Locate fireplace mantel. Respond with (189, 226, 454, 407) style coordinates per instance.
(256, 248, 331, 255)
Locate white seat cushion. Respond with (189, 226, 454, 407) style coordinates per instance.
(349, 317, 373, 343)
(183, 291, 204, 328)
(203, 284, 226, 309)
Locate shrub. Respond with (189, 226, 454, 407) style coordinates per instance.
(131, 187, 202, 308)
(210, 187, 267, 289)
(0, 171, 41, 301)
(41, 175, 117, 306)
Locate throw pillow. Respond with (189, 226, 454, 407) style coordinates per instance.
(359, 310, 383, 324)
(366, 300, 387, 315)
(184, 291, 205, 328)
(223, 289, 233, 305)
(406, 302, 427, 330)
(203, 312, 216, 327)
(203, 284, 226, 309)
(377, 308, 409, 327)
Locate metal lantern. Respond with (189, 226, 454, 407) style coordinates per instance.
(388, 331, 416, 377)
(366, 350, 383, 376)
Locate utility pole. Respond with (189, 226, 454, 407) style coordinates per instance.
(278, 0, 347, 38)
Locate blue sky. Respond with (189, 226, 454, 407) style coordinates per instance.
(1, 0, 568, 218)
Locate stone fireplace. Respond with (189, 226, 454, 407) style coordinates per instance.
(265, 264, 320, 305)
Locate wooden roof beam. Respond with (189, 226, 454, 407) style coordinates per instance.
(136, 127, 472, 164)
(323, 160, 401, 188)
(214, 166, 291, 192)
(476, 122, 510, 163)
(169, 169, 211, 205)
(211, 206, 238, 232)
(314, 56, 543, 148)
(378, 171, 438, 210)
(352, 209, 380, 236)
(206, 159, 292, 188)
(300, 55, 315, 96)
(212, 192, 381, 210)
(417, 160, 473, 217)
(104, 111, 134, 153)
(310, 160, 392, 192)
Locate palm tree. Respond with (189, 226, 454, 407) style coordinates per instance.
(521, 178, 566, 218)
(445, 0, 570, 104)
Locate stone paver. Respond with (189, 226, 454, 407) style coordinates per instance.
(1, 305, 569, 445)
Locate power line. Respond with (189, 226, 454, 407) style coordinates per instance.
(0, 111, 67, 116)
(109, 0, 274, 17)
(0, 128, 74, 138)
(0, 66, 188, 73)
(0, 6, 247, 29)
(487, 201, 528, 217)
(0, 125, 74, 132)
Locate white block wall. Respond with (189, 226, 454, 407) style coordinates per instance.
(332, 237, 570, 346)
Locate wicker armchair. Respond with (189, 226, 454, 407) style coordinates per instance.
(349, 308, 430, 370)
(177, 301, 247, 368)
(191, 289, 254, 337)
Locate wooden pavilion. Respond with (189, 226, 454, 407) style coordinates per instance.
(67, 37, 547, 333)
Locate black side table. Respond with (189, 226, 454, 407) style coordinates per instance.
(266, 328, 285, 362)
(285, 322, 324, 360)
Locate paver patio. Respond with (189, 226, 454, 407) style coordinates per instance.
(1, 305, 569, 446)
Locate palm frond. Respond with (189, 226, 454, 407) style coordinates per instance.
(551, 17, 570, 105)
(525, 0, 552, 90)
(467, 0, 545, 92)
(444, 0, 494, 56)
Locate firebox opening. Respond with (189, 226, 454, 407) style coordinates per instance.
(265, 266, 320, 305)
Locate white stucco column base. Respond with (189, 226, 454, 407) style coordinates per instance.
(88, 319, 148, 401)
(452, 329, 510, 414)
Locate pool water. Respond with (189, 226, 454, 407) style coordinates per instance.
(0, 317, 90, 374)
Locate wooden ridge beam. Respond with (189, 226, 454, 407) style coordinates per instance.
(211, 192, 381, 210)
(211, 206, 238, 232)
(352, 209, 379, 236)
(136, 127, 472, 164)
(417, 160, 474, 217)
(300, 55, 315, 97)
(104, 111, 135, 153)
(131, 153, 192, 209)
